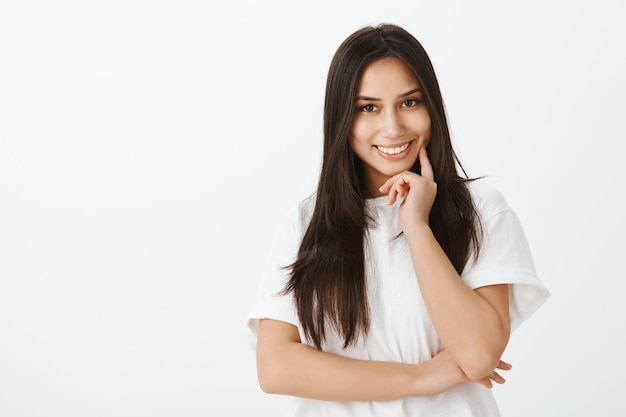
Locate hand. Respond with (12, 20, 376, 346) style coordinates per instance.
(378, 146, 437, 229)
(420, 349, 511, 396)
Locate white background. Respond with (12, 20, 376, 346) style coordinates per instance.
(1, 0, 625, 416)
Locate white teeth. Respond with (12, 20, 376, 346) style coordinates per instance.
(377, 142, 410, 155)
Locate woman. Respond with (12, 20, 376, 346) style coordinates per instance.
(246, 23, 549, 416)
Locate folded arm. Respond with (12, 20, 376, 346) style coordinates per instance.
(379, 146, 511, 380)
(405, 226, 511, 380)
(256, 318, 509, 401)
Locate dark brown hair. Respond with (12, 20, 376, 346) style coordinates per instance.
(283, 23, 482, 349)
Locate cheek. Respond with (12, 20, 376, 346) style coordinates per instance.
(416, 114, 432, 144)
(423, 123, 432, 146)
(350, 120, 371, 146)
(405, 109, 431, 136)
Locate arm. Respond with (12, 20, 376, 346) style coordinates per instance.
(404, 228, 510, 380)
(256, 318, 509, 401)
(379, 146, 511, 380)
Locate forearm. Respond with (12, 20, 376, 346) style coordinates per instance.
(255, 319, 470, 401)
(404, 224, 510, 379)
(259, 341, 426, 401)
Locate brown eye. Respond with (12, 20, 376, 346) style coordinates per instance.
(359, 104, 377, 113)
(402, 98, 420, 108)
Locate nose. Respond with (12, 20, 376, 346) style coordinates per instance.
(380, 109, 405, 139)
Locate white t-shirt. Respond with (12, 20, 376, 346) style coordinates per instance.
(246, 180, 550, 417)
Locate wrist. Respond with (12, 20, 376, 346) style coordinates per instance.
(409, 358, 447, 397)
(402, 221, 433, 240)
(411, 351, 468, 397)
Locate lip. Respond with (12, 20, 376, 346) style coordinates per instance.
(374, 140, 414, 160)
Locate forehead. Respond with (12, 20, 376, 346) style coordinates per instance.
(357, 57, 420, 93)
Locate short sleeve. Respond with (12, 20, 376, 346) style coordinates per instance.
(461, 183, 550, 332)
(245, 203, 305, 352)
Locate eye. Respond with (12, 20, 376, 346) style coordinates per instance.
(401, 98, 421, 108)
(358, 103, 378, 113)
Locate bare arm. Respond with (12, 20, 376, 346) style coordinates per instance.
(256, 318, 509, 401)
(379, 146, 511, 380)
(404, 227, 510, 380)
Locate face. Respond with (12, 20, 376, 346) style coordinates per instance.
(350, 57, 431, 197)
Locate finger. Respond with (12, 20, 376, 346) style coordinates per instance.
(380, 174, 406, 203)
(489, 371, 506, 385)
(379, 178, 393, 194)
(480, 378, 493, 389)
(419, 146, 434, 181)
(387, 182, 399, 205)
(395, 182, 408, 199)
(379, 175, 401, 198)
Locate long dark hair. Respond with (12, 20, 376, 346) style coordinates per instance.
(283, 23, 482, 350)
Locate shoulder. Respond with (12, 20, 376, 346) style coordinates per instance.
(298, 193, 316, 222)
(466, 179, 513, 222)
(264, 194, 316, 258)
(277, 193, 316, 238)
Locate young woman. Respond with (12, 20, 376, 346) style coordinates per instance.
(246, 23, 549, 416)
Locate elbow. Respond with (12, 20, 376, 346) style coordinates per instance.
(461, 325, 510, 380)
(258, 376, 277, 394)
(459, 354, 501, 381)
(257, 361, 282, 394)
(257, 349, 293, 394)
(457, 342, 509, 381)
(257, 371, 280, 394)
(255, 319, 302, 394)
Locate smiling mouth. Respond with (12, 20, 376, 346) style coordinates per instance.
(375, 142, 411, 155)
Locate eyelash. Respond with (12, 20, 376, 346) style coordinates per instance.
(357, 98, 422, 113)
(402, 98, 421, 107)
(360, 104, 377, 112)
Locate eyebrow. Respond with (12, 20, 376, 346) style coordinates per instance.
(356, 87, 423, 101)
